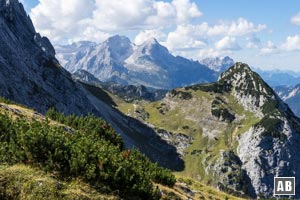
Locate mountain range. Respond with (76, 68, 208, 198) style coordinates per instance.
(1, 0, 300, 199)
(56, 36, 217, 89)
(254, 68, 300, 87)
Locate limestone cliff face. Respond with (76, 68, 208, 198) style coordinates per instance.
(238, 123, 300, 197)
(0, 0, 96, 115)
(221, 63, 300, 197)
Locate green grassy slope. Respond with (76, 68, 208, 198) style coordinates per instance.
(115, 83, 260, 198)
(0, 164, 119, 200)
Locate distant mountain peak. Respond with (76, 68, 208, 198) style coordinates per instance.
(134, 37, 170, 60)
(139, 37, 167, 51)
(106, 35, 131, 46)
(201, 56, 234, 73)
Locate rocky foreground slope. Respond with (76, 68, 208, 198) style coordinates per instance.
(0, 0, 98, 115)
(115, 62, 300, 198)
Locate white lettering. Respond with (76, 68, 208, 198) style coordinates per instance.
(277, 181, 284, 191)
(285, 181, 292, 191)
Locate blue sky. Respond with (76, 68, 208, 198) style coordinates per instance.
(23, 0, 300, 71)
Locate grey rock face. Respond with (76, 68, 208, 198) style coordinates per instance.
(238, 121, 300, 198)
(0, 0, 97, 115)
(212, 150, 254, 197)
(57, 36, 216, 89)
(220, 63, 300, 197)
(156, 128, 193, 156)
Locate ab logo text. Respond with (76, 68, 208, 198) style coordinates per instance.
(274, 177, 295, 196)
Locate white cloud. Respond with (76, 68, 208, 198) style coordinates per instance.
(291, 12, 300, 26)
(207, 18, 266, 36)
(30, 0, 202, 44)
(164, 25, 207, 51)
(88, 0, 202, 30)
(30, 0, 96, 43)
(162, 18, 265, 52)
(70, 27, 110, 44)
(260, 41, 278, 54)
(215, 36, 241, 51)
(281, 35, 300, 51)
(134, 29, 166, 45)
(197, 48, 231, 59)
(171, 0, 202, 24)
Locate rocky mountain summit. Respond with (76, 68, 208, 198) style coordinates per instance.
(57, 36, 216, 89)
(218, 63, 288, 118)
(221, 63, 300, 197)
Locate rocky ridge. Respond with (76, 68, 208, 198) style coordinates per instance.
(221, 63, 300, 197)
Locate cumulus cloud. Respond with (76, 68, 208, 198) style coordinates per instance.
(163, 17, 265, 52)
(215, 36, 241, 51)
(281, 35, 300, 51)
(207, 18, 266, 36)
(171, 0, 202, 24)
(165, 25, 207, 51)
(30, 0, 202, 44)
(291, 12, 300, 26)
(260, 41, 278, 54)
(30, 0, 96, 43)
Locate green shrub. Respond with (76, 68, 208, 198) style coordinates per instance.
(0, 109, 175, 199)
